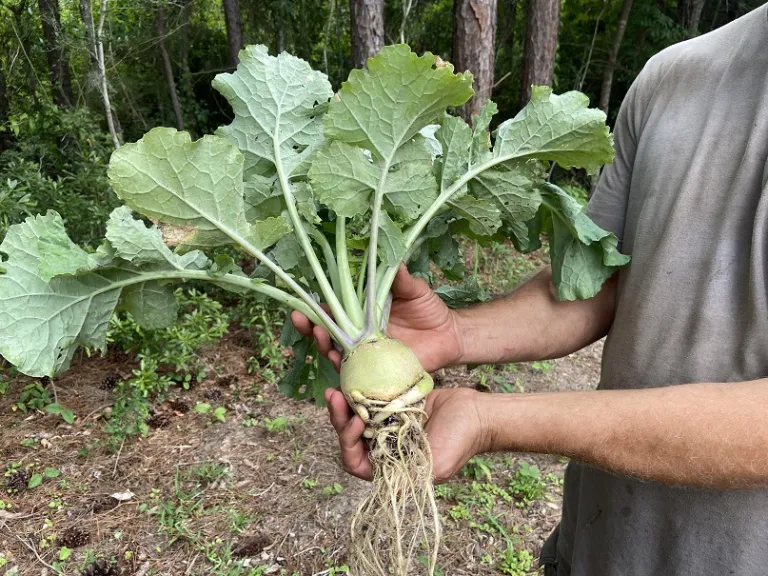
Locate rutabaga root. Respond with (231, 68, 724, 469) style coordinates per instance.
(349, 404, 441, 576)
(341, 337, 441, 575)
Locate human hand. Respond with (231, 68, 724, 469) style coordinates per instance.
(291, 264, 463, 373)
(324, 386, 488, 482)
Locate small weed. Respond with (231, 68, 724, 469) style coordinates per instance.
(186, 461, 229, 486)
(530, 360, 553, 373)
(434, 484, 455, 500)
(461, 456, 494, 482)
(509, 462, 546, 507)
(264, 416, 291, 434)
(301, 477, 318, 489)
(321, 483, 343, 496)
(498, 544, 533, 576)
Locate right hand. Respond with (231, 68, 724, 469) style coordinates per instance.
(290, 264, 463, 372)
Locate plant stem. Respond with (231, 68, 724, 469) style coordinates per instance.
(374, 235, 427, 317)
(336, 216, 365, 328)
(363, 159, 393, 335)
(309, 224, 342, 299)
(273, 136, 356, 336)
(356, 247, 368, 304)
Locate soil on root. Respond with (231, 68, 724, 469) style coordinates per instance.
(0, 332, 602, 575)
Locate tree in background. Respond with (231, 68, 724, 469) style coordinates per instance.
(156, 2, 184, 131)
(599, 0, 634, 113)
(520, 0, 561, 107)
(222, 0, 244, 66)
(0, 61, 9, 152)
(452, 0, 498, 121)
(37, 0, 73, 107)
(350, 0, 384, 68)
(679, 0, 706, 37)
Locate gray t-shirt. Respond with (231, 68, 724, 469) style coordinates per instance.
(550, 5, 768, 575)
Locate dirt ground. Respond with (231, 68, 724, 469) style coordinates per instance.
(0, 330, 603, 576)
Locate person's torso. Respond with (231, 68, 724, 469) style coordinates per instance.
(559, 6, 768, 575)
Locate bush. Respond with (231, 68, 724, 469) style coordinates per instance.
(0, 105, 117, 245)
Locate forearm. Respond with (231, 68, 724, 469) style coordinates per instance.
(454, 267, 617, 365)
(479, 379, 768, 489)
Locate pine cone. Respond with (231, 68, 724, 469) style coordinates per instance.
(101, 375, 120, 391)
(57, 526, 90, 548)
(5, 469, 29, 493)
(147, 412, 172, 429)
(81, 559, 120, 576)
(168, 398, 190, 414)
(204, 389, 222, 402)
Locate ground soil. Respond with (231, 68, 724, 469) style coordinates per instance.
(0, 332, 602, 576)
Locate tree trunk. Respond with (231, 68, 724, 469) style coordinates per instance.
(598, 0, 633, 113)
(519, 0, 561, 107)
(37, 0, 74, 107)
(276, 10, 285, 53)
(180, 0, 192, 76)
(452, 0, 498, 122)
(222, 0, 243, 67)
(0, 62, 11, 153)
(156, 5, 185, 130)
(79, 0, 99, 75)
(679, 0, 706, 37)
(349, 0, 384, 68)
(9, 2, 38, 99)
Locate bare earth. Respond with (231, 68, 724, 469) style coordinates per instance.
(0, 332, 603, 575)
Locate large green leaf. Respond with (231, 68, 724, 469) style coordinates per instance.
(108, 128, 250, 247)
(539, 184, 630, 300)
(324, 45, 474, 161)
(121, 281, 179, 330)
(105, 206, 210, 270)
(212, 45, 333, 178)
(1, 212, 98, 281)
(493, 87, 614, 173)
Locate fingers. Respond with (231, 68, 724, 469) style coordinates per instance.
(391, 263, 431, 300)
(326, 389, 372, 480)
(290, 310, 314, 337)
(290, 311, 342, 371)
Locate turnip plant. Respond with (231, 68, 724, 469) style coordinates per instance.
(0, 45, 628, 575)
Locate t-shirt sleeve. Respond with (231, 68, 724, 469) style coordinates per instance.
(586, 72, 645, 248)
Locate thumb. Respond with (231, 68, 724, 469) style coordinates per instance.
(391, 263, 431, 301)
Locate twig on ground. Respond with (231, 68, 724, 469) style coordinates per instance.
(113, 438, 125, 477)
(8, 532, 59, 573)
(133, 561, 150, 576)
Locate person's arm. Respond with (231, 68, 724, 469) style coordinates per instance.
(454, 267, 618, 366)
(479, 380, 768, 489)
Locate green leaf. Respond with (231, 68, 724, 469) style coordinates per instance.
(212, 45, 332, 178)
(0, 212, 96, 281)
(470, 99, 497, 164)
(121, 281, 179, 330)
(309, 141, 377, 217)
(324, 45, 473, 160)
(247, 216, 291, 251)
(279, 337, 338, 405)
(435, 115, 472, 193)
(493, 87, 614, 173)
(45, 403, 75, 424)
(540, 184, 630, 300)
(213, 407, 227, 422)
(108, 128, 250, 248)
(194, 403, 212, 414)
(207, 254, 238, 278)
(105, 206, 209, 270)
(44, 467, 60, 478)
(382, 157, 439, 221)
(28, 474, 43, 489)
(244, 175, 283, 221)
(449, 195, 502, 237)
(272, 234, 301, 271)
(469, 163, 543, 246)
(377, 213, 407, 267)
(59, 547, 72, 561)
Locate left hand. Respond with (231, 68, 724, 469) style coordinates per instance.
(325, 386, 489, 483)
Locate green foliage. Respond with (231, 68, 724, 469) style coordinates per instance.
(508, 462, 547, 507)
(0, 45, 626, 407)
(0, 106, 117, 245)
(498, 544, 533, 576)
